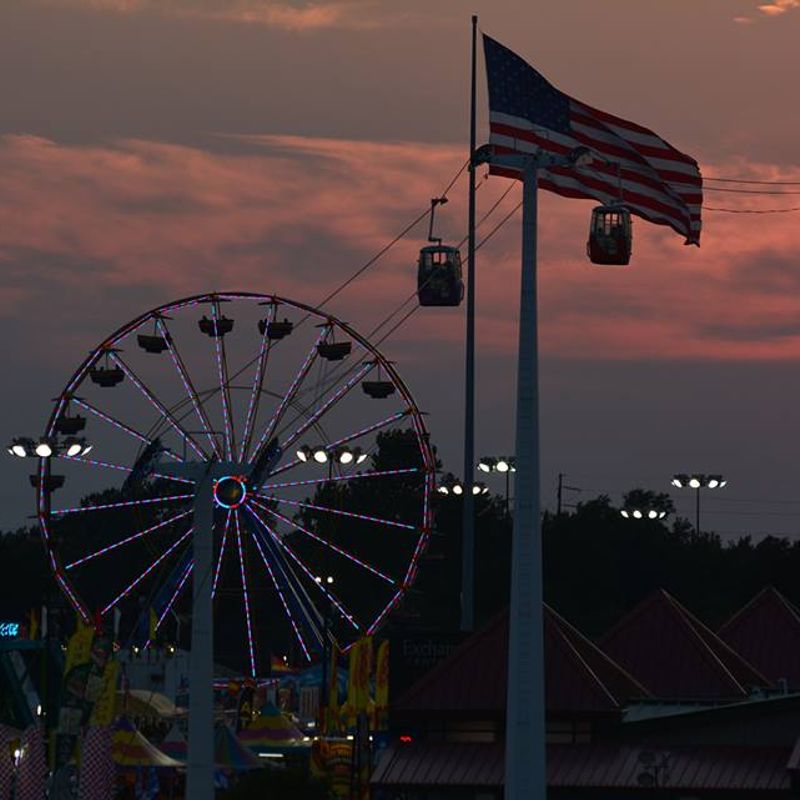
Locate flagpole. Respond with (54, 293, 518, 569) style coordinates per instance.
(460, 13, 478, 634)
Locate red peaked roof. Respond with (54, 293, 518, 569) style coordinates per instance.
(395, 605, 649, 717)
(600, 589, 772, 700)
(719, 587, 800, 691)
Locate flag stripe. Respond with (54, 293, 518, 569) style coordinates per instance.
(491, 124, 702, 202)
(491, 135, 697, 235)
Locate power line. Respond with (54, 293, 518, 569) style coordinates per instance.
(706, 176, 800, 186)
(704, 186, 800, 195)
(703, 205, 800, 214)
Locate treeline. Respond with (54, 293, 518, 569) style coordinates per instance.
(2, 443, 800, 647)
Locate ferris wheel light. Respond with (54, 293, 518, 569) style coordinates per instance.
(437, 486, 449, 495)
(452, 484, 463, 496)
(648, 510, 658, 519)
(689, 478, 701, 489)
(620, 510, 630, 518)
(326, 576, 334, 585)
(496, 460, 510, 473)
(81, 444, 93, 456)
(338, 450, 354, 465)
(356, 452, 368, 465)
(632, 509, 643, 519)
(11, 444, 27, 458)
(312, 448, 328, 464)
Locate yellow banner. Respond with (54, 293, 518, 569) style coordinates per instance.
(375, 640, 389, 730)
(90, 660, 120, 726)
(64, 620, 94, 674)
(348, 637, 372, 713)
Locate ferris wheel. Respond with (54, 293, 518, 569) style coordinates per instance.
(36, 292, 435, 676)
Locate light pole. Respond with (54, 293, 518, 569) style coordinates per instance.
(477, 456, 516, 514)
(436, 478, 489, 497)
(296, 444, 366, 731)
(7, 434, 93, 776)
(620, 508, 669, 521)
(670, 474, 726, 536)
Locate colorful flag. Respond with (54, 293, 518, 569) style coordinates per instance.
(90, 660, 120, 727)
(27, 608, 38, 641)
(148, 608, 158, 643)
(348, 637, 373, 713)
(374, 640, 389, 731)
(483, 34, 702, 245)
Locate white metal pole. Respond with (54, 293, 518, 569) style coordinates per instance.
(187, 468, 215, 800)
(505, 159, 546, 800)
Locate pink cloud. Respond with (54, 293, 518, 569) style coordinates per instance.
(35, 0, 391, 30)
(757, 0, 800, 15)
(1, 133, 800, 370)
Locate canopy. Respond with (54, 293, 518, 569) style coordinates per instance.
(214, 725, 261, 771)
(115, 690, 183, 720)
(112, 718, 182, 768)
(238, 702, 306, 752)
(159, 724, 187, 762)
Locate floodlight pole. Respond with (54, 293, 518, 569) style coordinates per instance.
(157, 457, 245, 800)
(476, 146, 577, 800)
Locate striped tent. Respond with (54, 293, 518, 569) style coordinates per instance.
(158, 724, 187, 762)
(238, 702, 306, 753)
(214, 726, 261, 771)
(112, 719, 182, 768)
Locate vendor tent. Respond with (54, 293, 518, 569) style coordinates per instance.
(112, 718, 182, 768)
(238, 702, 306, 752)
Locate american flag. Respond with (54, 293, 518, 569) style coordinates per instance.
(483, 34, 702, 245)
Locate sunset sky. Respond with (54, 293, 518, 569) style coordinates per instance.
(1, 0, 800, 537)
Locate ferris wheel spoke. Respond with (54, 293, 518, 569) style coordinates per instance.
(52, 493, 193, 517)
(72, 398, 182, 460)
(243, 513, 314, 662)
(212, 510, 233, 600)
(157, 317, 222, 459)
(101, 527, 194, 614)
(260, 467, 419, 492)
(247, 504, 360, 632)
(264, 496, 418, 532)
(234, 512, 257, 677)
(110, 352, 208, 460)
(62, 454, 195, 486)
(250, 327, 328, 463)
(277, 362, 375, 454)
(211, 300, 237, 460)
(251, 499, 396, 585)
(239, 304, 277, 462)
(64, 509, 194, 569)
(148, 557, 193, 645)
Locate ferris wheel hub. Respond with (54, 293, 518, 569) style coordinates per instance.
(213, 475, 248, 509)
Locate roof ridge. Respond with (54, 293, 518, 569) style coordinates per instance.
(546, 606, 651, 700)
(720, 586, 800, 635)
(662, 591, 770, 692)
(544, 607, 636, 709)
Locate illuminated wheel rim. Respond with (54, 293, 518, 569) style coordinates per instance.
(36, 292, 435, 675)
